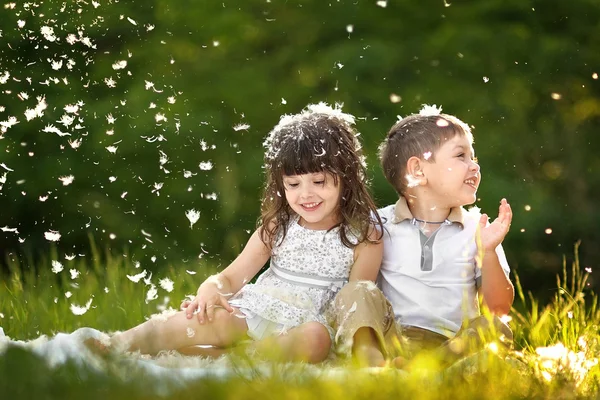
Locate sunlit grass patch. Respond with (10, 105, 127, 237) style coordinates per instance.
(1, 242, 599, 398)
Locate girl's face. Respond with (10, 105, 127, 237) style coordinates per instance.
(282, 172, 341, 230)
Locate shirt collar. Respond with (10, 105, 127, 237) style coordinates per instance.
(391, 196, 465, 226)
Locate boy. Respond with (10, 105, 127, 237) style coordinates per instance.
(334, 105, 515, 367)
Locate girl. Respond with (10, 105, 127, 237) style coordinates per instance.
(110, 103, 384, 363)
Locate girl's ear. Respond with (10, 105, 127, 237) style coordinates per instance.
(406, 156, 427, 186)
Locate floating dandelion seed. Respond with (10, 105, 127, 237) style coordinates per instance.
(64, 104, 79, 114)
(281, 98, 287, 104)
(346, 25, 354, 33)
(585, 267, 592, 273)
(50, 59, 63, 70)
(68, 138, 82, 149)
(186, 327, 196, 338)
(233, 123, 250, 131)
(58, 114, 75, 127)
(127, 270, 147, 283)
(106, 145, 118, 154)
(199, 161, 213, 171)
(483, 76, 489, 83)
(0, 226, 18, 234)
(152, 182, 163, 195)
(40, 26, 57, 42)
(405, 174, 421, 188)
(376, 0, 387, 7)
(524, 205, 531, 211)
(167, 96, 176, 104)
(43, 124, 69, 137)
(59, 175, 74, 186)
(551, 93, 562, 100)
(127, 17, 137, 25)
(106, 113, 116, 124)
(51, 261, 63, 273)
(545, 228, 553, 234)
(159, 278, 174, 292)
(348, 302, 357, 313)
(70, 269, 80, 279)
(17, 20, 25, 28)
(70, 298, 93, 315)
(389, 93, 401, 103)
(155, 113, 166, 123)
(146, 284, 158, 303)
(112, 60, 127, 70)
(593, 73, 598, 80)
(186, 209, 200, 228)
(44, 230, 61, 242)
(423, 151, 432, 160)
(420, 104, 442, 116)
(65, 254, 76, 261)
(65, 291, 72, 299)
(104, 77, 116, 87)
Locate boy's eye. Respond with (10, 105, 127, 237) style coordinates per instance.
(457, 153, 465, 158)
(314, 180, 325, 185)
(285, 182, 299, 188)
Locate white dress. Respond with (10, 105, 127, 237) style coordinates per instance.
(229, 217, 357, 340)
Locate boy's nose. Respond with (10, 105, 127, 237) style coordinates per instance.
(470, 160, 480, 171)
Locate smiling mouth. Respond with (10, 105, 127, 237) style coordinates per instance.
(464, 178, 478, 188)
(301, 202, 322, 211)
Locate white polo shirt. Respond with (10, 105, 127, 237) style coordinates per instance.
(377, 197, 510, 337)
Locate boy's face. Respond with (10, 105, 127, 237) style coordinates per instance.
(421, 134, 480, 208)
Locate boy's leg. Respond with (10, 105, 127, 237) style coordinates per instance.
(333, 281, 401, 366)
(111, 307, 249, 355)
(435, 314, 513, 365)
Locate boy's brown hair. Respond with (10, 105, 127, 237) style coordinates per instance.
(378, 111, 473, 195)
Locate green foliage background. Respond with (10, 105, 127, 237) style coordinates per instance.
(0, 0, 599, 300)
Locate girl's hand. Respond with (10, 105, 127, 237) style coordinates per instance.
(479, 198, 512, 252)
(181, 282, 234, 324)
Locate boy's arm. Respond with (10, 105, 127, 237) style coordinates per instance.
(478, 198, 515, 315)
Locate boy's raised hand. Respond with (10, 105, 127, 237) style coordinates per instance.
(478, 198, 512, 251)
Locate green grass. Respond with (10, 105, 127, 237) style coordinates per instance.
(1, 241, 599, 399)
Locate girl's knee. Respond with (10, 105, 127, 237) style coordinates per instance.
(301, 322, 332, 362)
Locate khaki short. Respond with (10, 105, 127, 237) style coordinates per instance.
(332, 281, 513, 362)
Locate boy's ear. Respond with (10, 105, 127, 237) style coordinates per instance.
(406, 156, 427, 185)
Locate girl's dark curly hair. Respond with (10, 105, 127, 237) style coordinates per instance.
(259, 103, 383, 249)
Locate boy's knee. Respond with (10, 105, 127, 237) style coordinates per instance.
(335, 280, 384, 307)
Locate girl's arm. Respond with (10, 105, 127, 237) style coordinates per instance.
(349, 227, 383, 282)
(184, 228, 271, 323)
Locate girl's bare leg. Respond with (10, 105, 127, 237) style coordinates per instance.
(112, 307, 248, 355)
(251, 321, 332, 364)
